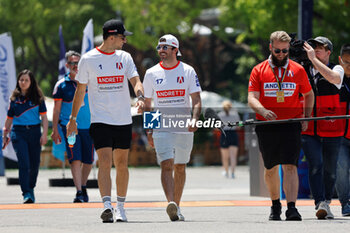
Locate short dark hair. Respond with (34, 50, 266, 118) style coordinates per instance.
(65, 50, 81, 60)
(340, 44, 350, 56)
(103, 32, 116, 40)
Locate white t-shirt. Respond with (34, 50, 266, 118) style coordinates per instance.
(76, 47, 139, 125)
(311, 64, 344, 89)
(144, 61, 201, 108)
(143, 61, 202, 133)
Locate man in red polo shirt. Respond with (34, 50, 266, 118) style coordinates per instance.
(248, 31, 314, 221)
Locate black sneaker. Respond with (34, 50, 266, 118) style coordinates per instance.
(166, 202, 179, 221)
(286, 207, 302, 221)
(100, 207, 114, 223)
(269, 205, 282, 221)
(73, 191, 84, 203)
(23, 192, 34, 204)
(82, 189, 89, 202)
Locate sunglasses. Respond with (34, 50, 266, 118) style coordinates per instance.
(67, 62, 79, 66)
(273, 48, 289, 54)
(156, 45, 174, 51)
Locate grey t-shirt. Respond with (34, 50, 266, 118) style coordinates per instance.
(218, 110, 240, 130)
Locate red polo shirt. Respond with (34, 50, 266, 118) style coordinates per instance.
(248, 59, 311, 120)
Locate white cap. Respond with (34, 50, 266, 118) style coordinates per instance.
(158, 34, 182, 56)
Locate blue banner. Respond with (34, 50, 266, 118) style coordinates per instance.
(58, 25, 67, 80)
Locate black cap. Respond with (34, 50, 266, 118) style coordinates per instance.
(102, 19, 133, 36)
(308, 36, 333, 52)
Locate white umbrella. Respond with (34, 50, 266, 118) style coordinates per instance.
(200, 91, 251, 114)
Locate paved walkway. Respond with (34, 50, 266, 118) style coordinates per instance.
(0, 166, 349, 233)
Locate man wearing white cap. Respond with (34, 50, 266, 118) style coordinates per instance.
(143, 34, 202, 221)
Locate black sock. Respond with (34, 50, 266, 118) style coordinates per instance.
(272, 199, 281, 207)
(287, 202, 295, 209)
(82, 186, 87, 194)
(76, 190, 83, 196)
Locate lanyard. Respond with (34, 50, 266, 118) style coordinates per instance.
(270, 65, 288, 91)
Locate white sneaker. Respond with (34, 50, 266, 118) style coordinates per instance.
(221, 171, 228, 178)
(100, 207, 114, 223)
(177, 207, 185, 221)
(316, 201, 328, 219)
(325, 201, 334, 219)
(115, 206, 128, 222)
(166, 201, 179, 221)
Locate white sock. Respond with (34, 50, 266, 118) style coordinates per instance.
(102, 196, 112, 209)
(117, 196, 126, 208)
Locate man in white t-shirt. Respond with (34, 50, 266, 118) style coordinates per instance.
(67, 19, 144, 223)
(143, 34, 202, 221)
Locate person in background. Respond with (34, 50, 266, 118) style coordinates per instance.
(336, 43, 350, 216)
(302, 36, 344, 219)
(2, 69, 48, 203)
(248, 31, 314, 221)
(52, 51, 93, 203)
(218, 100, 240, 178)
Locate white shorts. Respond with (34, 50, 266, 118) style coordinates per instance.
(152, 132, 194, 164)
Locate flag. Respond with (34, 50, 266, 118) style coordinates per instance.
(0, 32, 17, 162)
(81, 19, 94, 55)
(58, 25, 67, 80)
(52, 25, 68, 161)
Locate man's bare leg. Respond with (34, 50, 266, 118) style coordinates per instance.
(174, 164, 186, 206)
(160, 159, 174, 202)
(113, 149, 129, 222)
(97, 148, 113, 197)
(97, 147, 114, 223)
(81, 163, 93, 186)
(282, 164, 298, 203)
(265, 165, 282, 220)
(71, 160, 82, 192)
(264, 165, 280, 200)
(113, 149, 129, 197)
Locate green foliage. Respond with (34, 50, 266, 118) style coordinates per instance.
(220, 0, 298, 58)
(312, 0, 350, 57)
(111, 0, 220, 48)
(1, 0, 350, 102)
(0, 0, 116, 95)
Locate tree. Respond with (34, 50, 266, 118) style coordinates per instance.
(1, 0, 350, 102)
(0, 0, 116, 94)
(216, 0, 350, 101)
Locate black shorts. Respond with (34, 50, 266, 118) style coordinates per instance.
(255, 122, 301, 169)
(220, 130, 239, 148)
(89, 123, 132, 150)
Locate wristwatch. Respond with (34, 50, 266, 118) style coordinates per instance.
(69, 115, 77, 121)
(137, 95, 145, 101)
